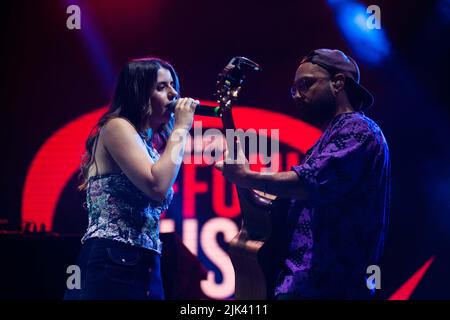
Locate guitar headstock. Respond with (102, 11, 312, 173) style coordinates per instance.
(215, 57, 261, 111)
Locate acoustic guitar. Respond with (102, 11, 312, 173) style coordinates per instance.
(213, 57, 291, 299)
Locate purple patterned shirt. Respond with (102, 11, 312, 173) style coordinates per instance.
(274, 112, 390, 299)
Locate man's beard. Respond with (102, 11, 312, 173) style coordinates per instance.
(297, 98, 336, 128)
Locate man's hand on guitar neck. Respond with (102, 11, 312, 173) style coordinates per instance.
(214, 139, 251, 188)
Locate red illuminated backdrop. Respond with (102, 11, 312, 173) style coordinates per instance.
(20, 102, 433, 299)
(21, 101, 321, 229)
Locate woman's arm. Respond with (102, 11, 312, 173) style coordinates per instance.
(103, 98, 196, 202)
(102, 118, 188, 202)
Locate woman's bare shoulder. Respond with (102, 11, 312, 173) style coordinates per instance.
(102, 117, 137, 134)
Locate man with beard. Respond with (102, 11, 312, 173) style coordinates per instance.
(215, 49, 391, 299)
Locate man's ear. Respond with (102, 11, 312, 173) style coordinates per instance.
(332, 73, 346, 92)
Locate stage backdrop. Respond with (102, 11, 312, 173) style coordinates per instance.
(2, 0, 450, 299)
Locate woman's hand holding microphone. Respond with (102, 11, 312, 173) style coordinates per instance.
(172, 98, 199, 132)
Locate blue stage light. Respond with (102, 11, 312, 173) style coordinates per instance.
(328, 0, 391, 65)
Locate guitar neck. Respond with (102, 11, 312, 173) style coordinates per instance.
(221, 107, 254, 195)
(221, 108, 237, 156)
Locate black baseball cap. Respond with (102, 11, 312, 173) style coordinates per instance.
(300, 48, 374, 110)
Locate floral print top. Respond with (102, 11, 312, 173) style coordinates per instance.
(81, 133, 174, 254)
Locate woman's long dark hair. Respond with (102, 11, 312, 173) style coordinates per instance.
(78, 57, 179, 190)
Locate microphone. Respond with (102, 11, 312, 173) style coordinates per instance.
(167, 100, 222, 117)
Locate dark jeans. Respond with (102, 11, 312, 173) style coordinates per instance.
(64, 237, 164, 300)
